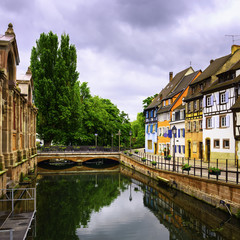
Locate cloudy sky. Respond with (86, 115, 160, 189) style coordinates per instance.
(1, 0, 240, 120)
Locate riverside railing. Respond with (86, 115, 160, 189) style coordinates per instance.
(38, 145, 121, 153)
(124, 151, 240, 185)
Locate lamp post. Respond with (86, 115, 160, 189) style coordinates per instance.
(129, 130, 132, 153)
(172, 125, 177, 171)
(116, 129, 121, 152)
(95, 133, 98, 149)
(111, 133, 113, 151)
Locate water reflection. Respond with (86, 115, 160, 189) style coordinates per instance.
(34, 168, 240, 240)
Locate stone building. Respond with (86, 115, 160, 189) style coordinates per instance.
(0, 23, 37, 188)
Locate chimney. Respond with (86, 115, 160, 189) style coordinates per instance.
(210, 59, 214, 64)
(231, 45, 240, 54)
(169, 72, 173, 82)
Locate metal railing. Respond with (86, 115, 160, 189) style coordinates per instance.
(124, 151, 240, 185)
(38, 145, 122, 153)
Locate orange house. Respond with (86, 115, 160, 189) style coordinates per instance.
(157, 69, 201, 155)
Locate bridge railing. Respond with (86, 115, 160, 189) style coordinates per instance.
(37, 145, 123, 153)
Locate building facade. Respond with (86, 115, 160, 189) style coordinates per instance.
(0, 23, 37, 187)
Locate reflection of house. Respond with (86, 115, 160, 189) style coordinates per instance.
(157, 69, 200, 157)
(0, 23, 37, 186)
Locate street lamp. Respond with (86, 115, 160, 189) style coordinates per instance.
(95, 133, 98, 149)
(129, 130, 132, 153)
(172, 125, 177, 171)
(116, 129, 121, 152)
(111, 133, 114, 151)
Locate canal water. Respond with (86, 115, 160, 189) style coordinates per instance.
(33, 165, 240, 240)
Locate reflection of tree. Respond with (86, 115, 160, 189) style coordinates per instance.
(35, 174, 129, 240)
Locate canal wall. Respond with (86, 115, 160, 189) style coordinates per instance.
(120, 154, 240, 216)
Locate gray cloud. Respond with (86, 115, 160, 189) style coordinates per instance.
(0, 0, 239, 120)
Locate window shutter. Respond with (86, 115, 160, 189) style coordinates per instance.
(196, 121, 199, 132)
(150, 124, 153, 133)
(168, 129, 172, 138)
(203, 96, 206, 108)
(155, 124, 158, 132)
(172, 113, 175, 121)
(179, 145, 181, 153)
(183, 145, 185, 154)
(146, 125, 149, 133)
(183, 128, 185, 137)
(175, 145, 177, 153)
(225, 91, 229, 103)
(150, 110, 153, 118)
(215, 92, 219, 105)
(203, 119, 206, 129)
(212, 117, 215, 128)
(210, 95, 214, 106)
(216, 116, 219, 128)
(190, 102, 194, 112)
(146, 111, 149, 118)
(226, 115, 230, 127)
(178, 129, 180, 138)
(196, 99, 199, 111)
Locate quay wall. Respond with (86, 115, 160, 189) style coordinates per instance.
(120, 153, 240, 215)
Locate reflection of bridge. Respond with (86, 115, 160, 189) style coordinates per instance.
(37, 151, 121, 164)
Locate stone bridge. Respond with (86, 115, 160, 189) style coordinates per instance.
(37, 151, 121, 164)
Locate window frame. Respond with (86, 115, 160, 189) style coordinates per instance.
(214, 139, 220, 148)
(220, 92, 226, 104)
(206, 95, 211, 107)
(206, 117, 212, 129)
(220, 115, 227, 128)
(223, 139, 230, 149)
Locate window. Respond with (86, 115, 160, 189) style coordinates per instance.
(163, 101, 166, 107)
(223, 139, 230, 149)
(187, 121, 191, 132)
(168, 99, 171, 105)
(148, 140, 152, 149)
(200, 84, 203, 90)
(193, 142, 197, 153)
(194, 101, 197, 111)
(220, 115, 226, 127)
(188, 102, 191, 113)
(193, 121, 196, 132)
(206, 95, 211, 106)
(214, 139, 220, 148)
(206, 117, 212, 129)
(199, 120, 203, 130)
(148, 125, 150, 133)
(199, 99, 202, 109)
(153, 124, 156, 132)
(153, 110, 156, 117)
(192, 87, 195, 94)
(159, 128, 162, 136)
(220, 92, 226, 104)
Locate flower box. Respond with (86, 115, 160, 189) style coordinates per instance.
(182, 164, 191, 171)
(208, 167, 221, 176)
(141, 157, 146, 162)
(152, 161, 157, 166)
(164, 156, 171, 160)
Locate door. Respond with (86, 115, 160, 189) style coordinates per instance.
(154, 143, 157, 154)
(199, 142, 203, 160)
(206, 139, 211, 162)
(188, 141, 191, 159)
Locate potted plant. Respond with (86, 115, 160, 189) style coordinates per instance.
(182, 163, 191, 171)
(208, 167, 221, 175)
(124, 150, 128, 155)
(152, 161, 157, 166)
(141, 157, 146, 162)
(134, 150, 139, 154)
(164, 155, 171, 160)
(129, 152, 133, 156)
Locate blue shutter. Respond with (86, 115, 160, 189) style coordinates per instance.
(150, 110, 153, 117)
(155, 124, 158, 132)
(216, 92, 219, 105)
(183, 145, 185, 154)
(178, 129, 180, 138)
(203, 96, 206, 108)
(175, 145, 177, 153)
(225, 91, 229, 103)
(226, 115, 230, 127)
(146, 111, 149, 118)
(179, 145, 181, 153)
(216, 116, 219, 128)
(210, 95, 214, 106)
(183, 129, 185, 137)
(146, 125, 149, 133)
(168, 130, 172, 138)
(150, 124, 153, 133)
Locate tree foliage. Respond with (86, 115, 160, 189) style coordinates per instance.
(31, 31, 131, 147)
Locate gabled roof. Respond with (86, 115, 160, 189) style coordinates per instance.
(145, 67, 193, 110)
(191, 54, 231, 85)
(163, 70, 201, 100)
(203, 74, 240, 94)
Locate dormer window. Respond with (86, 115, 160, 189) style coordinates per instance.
(200, 84, 203, 90)
(168, 99, 171, 105)
(192, 87, 195, 94)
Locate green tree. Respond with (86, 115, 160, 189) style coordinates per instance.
(142, 93, 158, 110)
(31, 32, 80, 146)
